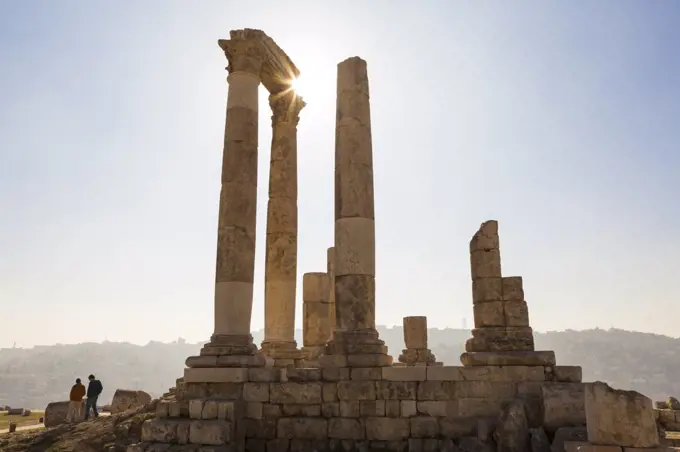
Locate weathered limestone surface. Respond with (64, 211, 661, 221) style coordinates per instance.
(398, 316, 440, 367)
(111, 389, 153, 414)
(261, 89, 305, 363)
(585, 381, 658, 448)
(44, 401, 70, 428)
(321, 56, 391, 368)
(301, 272, 331, 362)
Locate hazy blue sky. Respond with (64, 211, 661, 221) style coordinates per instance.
(1, 1, 679, 348)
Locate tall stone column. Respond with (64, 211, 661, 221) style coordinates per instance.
(327, 247, 336, 339)
(261, 90, 305, 366)
(187, 36, 266, 368)
(321, 57, 391, 368)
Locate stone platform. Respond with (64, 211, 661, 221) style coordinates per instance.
(129, 362, 587, 451)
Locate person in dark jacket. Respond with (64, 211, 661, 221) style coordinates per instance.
(84, 374, 103, 420)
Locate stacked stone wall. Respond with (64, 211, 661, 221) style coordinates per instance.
(136, 364, 586, 451)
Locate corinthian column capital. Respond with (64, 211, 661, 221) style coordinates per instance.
(269, 91, 306, 126)
(218, 38, 265, 76)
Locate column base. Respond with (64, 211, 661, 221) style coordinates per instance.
(260, 340, 303, 367)
(319, 329, 392, 367)
(185, 334, 268, 368)
(397, 347, 439, 366)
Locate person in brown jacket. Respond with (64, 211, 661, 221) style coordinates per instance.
(67, 378, 86, 422)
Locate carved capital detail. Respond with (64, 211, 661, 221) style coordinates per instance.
(269, 91, 306, 126)
(218, 38, 265, 76)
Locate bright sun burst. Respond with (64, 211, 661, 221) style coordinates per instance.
(290, 76, 305, 97)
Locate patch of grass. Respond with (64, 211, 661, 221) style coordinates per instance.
(0, 410, 45, 430)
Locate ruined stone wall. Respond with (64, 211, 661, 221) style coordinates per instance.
(141, 364, 586, 450)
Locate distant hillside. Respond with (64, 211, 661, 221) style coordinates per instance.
(1, 327, 678, 409)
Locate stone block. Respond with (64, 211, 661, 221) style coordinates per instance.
(321, 402, 340, 417)
(202, 382, 243, 399)
(262, 404, 282, 418)
(246, 402, 263, 419)
(189, 420, 231, 445)
(456, 381, 516, 398)
(360, 400, 386, 416)
(385, 400, 401, 417)
(216, 400, 242, 421)
(351, 367, 383, 380)
(323, 382, 338, 402)
(269, 382, 322, 404)
(276, 417, 328, 439)
(169, 401, 181, 418)
(189, 400, 204, 420)
(410, 417, 439, 438)
(501, 276, 524, 301)
(401, 400, 417, 418)
(318, 354, 348, 368)
(472, 277, 503, 303)
(156, 401, 169, 418)
(340, 401, 361, 417)
(425, 366, 464, 381)
(281, 404, 321, 417)
(177, 420, 190, 444)
(346, 353, 393, 367)
(184, 367, 249, 383)
(382, 366, 426, 381)
(141, 419, 179, 442)
(416, 381, 456, 400)
(542, 382, 586, 431)
(337, 381, 377, 400)
(460, 350, 556, 367)
(285, 367, 321, 382)
(365, 417, 410, 441)
(329, 418, 365, 439)
(202, 400, 219, 419)
(243, 382, 270, 402)
(249, 368, 281, 382)
(585, 381, 658, 448)
(469, 326, 535, 352)
(240, 418, 277, 440)
(416, 401, 456, 417)
(488, 365, 545, 382)
(554, 366, 583, 383)
(377, 381, 418, 400)
(403, 316, 428, 349)
(439, 417, 478, 438)
(504, 300, 530, 327)
(322, 367, 351, 381)
(457, 398, 507, 417)
(474, 301, 506, 327)
(470, 249, 502, 279)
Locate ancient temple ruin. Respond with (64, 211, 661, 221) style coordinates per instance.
(128, 29, 665, 452)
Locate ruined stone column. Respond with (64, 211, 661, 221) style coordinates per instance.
(397, 316, 440, 366)
(327, 247, 336, 339)
(260, 90, 305, 366)
(321, 57, 391, 368)
(188, 35, 266, 368)
(301, 272, 331, 362)
(461, 220, 556, 367)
